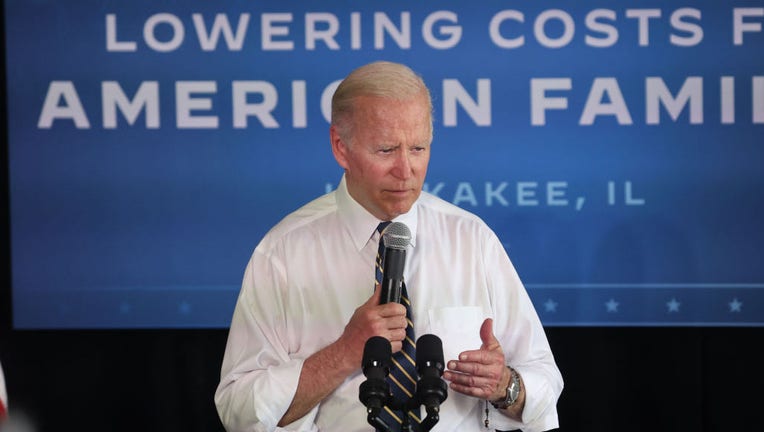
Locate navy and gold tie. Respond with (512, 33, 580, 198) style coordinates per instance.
(375, 222, 420, 429)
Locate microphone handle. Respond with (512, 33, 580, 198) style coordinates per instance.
(380, 247, 406, 304)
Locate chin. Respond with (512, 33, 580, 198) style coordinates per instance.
(386, 204, 414, 219)
(376, 195, 417, 219)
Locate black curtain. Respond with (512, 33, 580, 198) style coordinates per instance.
(1, 327, 763, 432)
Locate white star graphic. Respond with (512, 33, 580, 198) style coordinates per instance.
(728, 298, 743, 313)
(666, 298, 680, 313)
(605, 298, 619, 313)
(544, 299, 558, 313)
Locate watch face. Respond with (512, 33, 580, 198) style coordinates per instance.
(508, 370, 520, 402)
(492, 367, 521, 409)
(508, 383, 520, 401)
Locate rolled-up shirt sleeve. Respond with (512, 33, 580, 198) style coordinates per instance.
(480, 230, 564, 432)
(215, 246, 318, 432)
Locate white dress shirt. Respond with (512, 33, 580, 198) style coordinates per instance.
(215, 175, 563, 432)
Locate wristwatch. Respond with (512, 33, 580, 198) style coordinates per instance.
(490, 367, 521, 409)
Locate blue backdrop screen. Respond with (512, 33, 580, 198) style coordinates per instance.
(5, 0, 764, 328)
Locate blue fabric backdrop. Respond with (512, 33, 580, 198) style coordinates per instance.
(5, 0, 763, 327)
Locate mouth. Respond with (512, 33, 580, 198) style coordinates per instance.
(384, 188, 413, 196)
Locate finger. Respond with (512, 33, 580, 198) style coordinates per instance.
(452, 348, 504, 366)
(479, 318, 501, 351)
(445, 370, 498, 389)
(447, 359, 504, 380)
(448, 359, 480, 375)
(447, 380, 495, 399)
(389, 315, 408, 330)
(443, 369, 500, 400)
(367, 283, 382, 305)
(388, 327, 406, 343)
(378, 302, 407, 318)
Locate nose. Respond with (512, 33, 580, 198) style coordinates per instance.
(391, 150, 413, 180)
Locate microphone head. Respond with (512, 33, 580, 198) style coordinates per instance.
(382, 222, 411, 250)
(416, 334, 445, 375)
(362, 336, 392, 377)
(415, 334, 449, 408)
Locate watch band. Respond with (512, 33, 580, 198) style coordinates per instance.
(490, 366, 521, 409)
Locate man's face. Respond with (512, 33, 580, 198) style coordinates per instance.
(331, 95, 432, 221)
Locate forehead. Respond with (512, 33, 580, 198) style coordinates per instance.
(351, 95, 432, 134)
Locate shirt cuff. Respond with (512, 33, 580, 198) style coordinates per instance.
(484, 367, 559, 432)
(254, 358, 316, 431)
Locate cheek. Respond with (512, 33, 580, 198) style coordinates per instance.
(366, 162, 393, 180)
(413, 158, 430, 176)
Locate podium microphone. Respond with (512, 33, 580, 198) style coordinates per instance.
(359, 336, 392, 416)
(415, 334, 448, 414)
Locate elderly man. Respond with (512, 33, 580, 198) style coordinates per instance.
(215, 61, 563, 432)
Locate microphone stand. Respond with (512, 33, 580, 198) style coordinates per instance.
(368, 395, 441, 432)
(419, 404, 441, 432)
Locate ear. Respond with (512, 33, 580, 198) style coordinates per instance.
(330, 124, 350, 170)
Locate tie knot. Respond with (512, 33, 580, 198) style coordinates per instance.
(376, 221, 392, 235)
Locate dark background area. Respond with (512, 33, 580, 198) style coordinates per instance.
(2, 323, 763, 431)
(2, 4, 762, 432)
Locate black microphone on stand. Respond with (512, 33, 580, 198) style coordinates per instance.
(359, 334, 449, 432)
(379, 222, 411, 305)
(359, 336, 393, 431)
(415, 334, 448, 426)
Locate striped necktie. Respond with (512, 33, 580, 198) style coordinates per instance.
(375, 222, 420, 429)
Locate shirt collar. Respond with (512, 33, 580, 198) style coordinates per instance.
(336, 174, 419, 251)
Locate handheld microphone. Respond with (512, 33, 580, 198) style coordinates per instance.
(359, 336, 392, 413)
(415, 334, 448, 412)
(379, 222, 411, 304)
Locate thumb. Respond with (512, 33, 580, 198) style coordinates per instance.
(367, 283, 382, 306)
(480, 318, 501, 351)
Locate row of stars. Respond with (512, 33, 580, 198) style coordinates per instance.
(116, 298, 750, 316)
(118, 299, 748, 315)
(542, 298, 746, 313)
